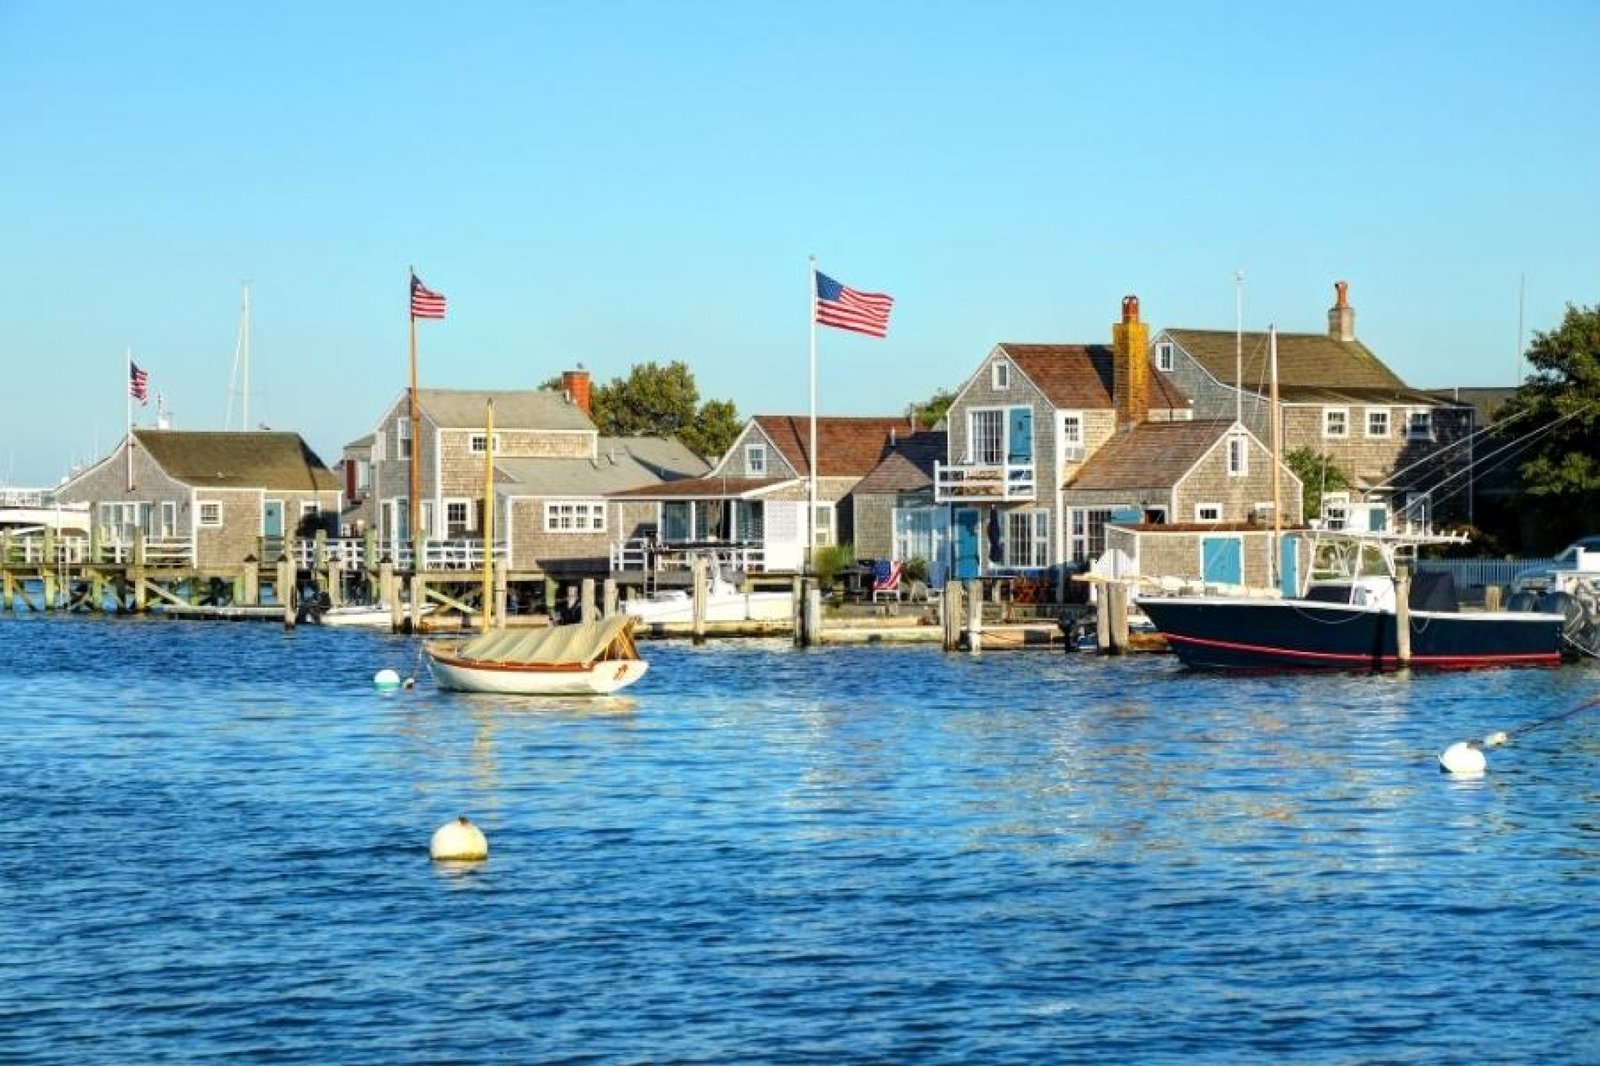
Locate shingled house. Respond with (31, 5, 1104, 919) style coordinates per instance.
(1154, 282, 1474, 531)
(609, 415, 914, 573)
(56, 429, 343, 568)
(358, 370, 706, 573)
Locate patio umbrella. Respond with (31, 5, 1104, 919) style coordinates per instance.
(987, 508, 1003, 563)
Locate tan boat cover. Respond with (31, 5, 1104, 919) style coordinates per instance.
(449, 616, 636, 666)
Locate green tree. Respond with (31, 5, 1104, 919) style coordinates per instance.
(543, 361, 741, 462)
(1493, 303, 1600, 549)
(1284, 447, 1353, 522)
(907, 388, 956, 428)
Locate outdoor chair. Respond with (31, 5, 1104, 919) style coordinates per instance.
(871, 559, 904, 603)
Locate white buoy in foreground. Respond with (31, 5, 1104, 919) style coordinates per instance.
(430, 816, 489, 862)
(1439, 741, 1487, 776)
(374, 668, 402, 689)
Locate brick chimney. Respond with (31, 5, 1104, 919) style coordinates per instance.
(561, 367, 592, 418)
(1328, 280, 1355, 342)
(1112, 294, 1150, 427)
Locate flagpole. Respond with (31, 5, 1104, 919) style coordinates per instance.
(807, 255, 818, 573)
(408, 266, 422, 569)
(125, 347, 134, 492)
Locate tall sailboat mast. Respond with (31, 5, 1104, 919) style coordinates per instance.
(226, 283, 252, 429)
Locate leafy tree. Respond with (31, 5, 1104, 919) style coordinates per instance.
(1283, 447, 1353, 522)
(908, 388, 956, 428)
(1492, 303, 1600, 549)
(542, 360, 741, 462)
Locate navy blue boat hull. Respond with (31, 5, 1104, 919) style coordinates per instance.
(1138, 598, 1564, 671)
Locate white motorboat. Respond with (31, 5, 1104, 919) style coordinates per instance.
(623, 569, 792, 624)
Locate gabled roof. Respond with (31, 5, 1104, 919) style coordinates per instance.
(999, 344, 1192, 411)
(853, 430, 947, 495)
(1162, 329, 1447, 406)
(494, 437, 708, 496)
(416, 389, 595, 432)
(751, 415, 913, 477)
(1065, 420, 1234, 491)
(133, 430, 339, 491)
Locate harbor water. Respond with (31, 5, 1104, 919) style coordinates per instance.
(2, 615, 1598, 1063)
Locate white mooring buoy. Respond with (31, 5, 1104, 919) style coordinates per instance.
(430, 816, 489, 862)
(1438, 741, 1487, 776)
(373, 668, 401, 689)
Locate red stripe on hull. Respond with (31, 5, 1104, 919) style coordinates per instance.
(1164, 632, 1562, 670)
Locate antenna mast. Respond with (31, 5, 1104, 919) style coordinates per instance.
(1515, 274, 1526, 385)
(1234, 270, 1244, 425)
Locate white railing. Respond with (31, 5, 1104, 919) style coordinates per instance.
(933, 460, 1037, 502)
(609, 537, 768, 573)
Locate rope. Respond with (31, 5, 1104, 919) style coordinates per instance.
(1505, 694, 1600, 740)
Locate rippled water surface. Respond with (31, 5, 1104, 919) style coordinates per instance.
(3, 615, 1599, 1063)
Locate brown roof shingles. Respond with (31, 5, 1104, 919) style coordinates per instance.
(1065, 420, 1232, 491)
(1001, 345, 1191, 412)
(752, 416, 914, 478)
(1164, 329, 1449, 405)
(135, 430, 339, 491)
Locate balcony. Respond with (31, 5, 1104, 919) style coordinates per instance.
(933, 460, 1036, 503)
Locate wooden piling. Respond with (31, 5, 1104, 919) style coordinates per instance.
(580, 578, 596, 624)
(691, 555, 708, 643)
(278, 556, 295, 629)
(792, 575, 805, 645)
(602, 578, 617, 618)
(1395, 569, 1412, 667)
(942, 580, 963, 651)
(409, 574, 424, 633)
(965, 578, 983, 653)
(1484, 585, 1502, 612)
(1106, 581, 1129, 656)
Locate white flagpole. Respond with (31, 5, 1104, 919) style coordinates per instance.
(125, 347, 134, 491)
(807, 255, 818, 573)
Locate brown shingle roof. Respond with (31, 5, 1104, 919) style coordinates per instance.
(1164, 329, 1444, 405)
(852, 430, 947, 495)
(1066, 420, 1232, 491)
(135, 430, 340, 491)
(752, 415, 913, 477)
(418, 389, 595, 431)
(1000, 344, 1192, 412)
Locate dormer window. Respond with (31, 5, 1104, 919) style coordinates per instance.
(746, 442, 767, 475)
(1157, 341, 1174, 372)
(992, 360, 1010, 391)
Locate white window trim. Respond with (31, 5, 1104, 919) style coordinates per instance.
(991, 360, 1010, 391)
(1406, 408, 1434, 440)
(1323, 407, 1349, 439)
(396, 417, 412, 458)
(967, 407, 1006, 465)
(1365, 407, 1390, 438)
(811, 502, 836, 546)
(468, 432, 503, 455)
(1227, 433, 1248, 477)
(1059, 410, 1085, 463)
(199, 501, 223, 528)
(1195, 503, 1223, 523)
(745, 442, 767, 476)
(543, 500, 607, 534)
(443, 498, 474, 535)
(1156, 341, 1174, 372)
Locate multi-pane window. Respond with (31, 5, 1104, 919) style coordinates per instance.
(1195, 503, 1222, 523)
(1366, 408, 1390, 438)
(1406, 409, 1433, 440)
(1323, 408, 1348, 438)
(199, 502, 223, 527)
(1004, 510, 1050, 568)
(396, 418, 412, 458)
(1069, 508, 1117, 564)
(746, 443, 767, 475)
(1227, 434, 1248, 477)
(468, 433, 502, 454)
(1156, 342, 1174, 372)
(1061, 412, 1084, 462)
(445, 500, 472, 537)
(970, 409, 1004, 464)
(544, 501, 606, 533)
(1322, 492, 1350, 530)
(992, 360, 1010, 390)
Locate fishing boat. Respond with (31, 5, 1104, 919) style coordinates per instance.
(1137, 529, 1566, 671)
(623, 566, 792, 624)
(425, 616, 649, 695)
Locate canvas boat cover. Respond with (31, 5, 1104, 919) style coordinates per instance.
(448, 616, 636, 666)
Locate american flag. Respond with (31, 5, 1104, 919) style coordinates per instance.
(815, 271, 893, 338)
(129, 361, 149, 405)
(411, 275, 447, 319)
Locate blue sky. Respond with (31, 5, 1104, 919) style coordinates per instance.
(3, 1, 1596, 484)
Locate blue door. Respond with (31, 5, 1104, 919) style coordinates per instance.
(955, 508, 982, 580)
(1201, 537, 1242, 585)
(1007, 407, 1033, 463)
(1279, 536, 1298, 597)
(1368, 506, 1387, 532)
